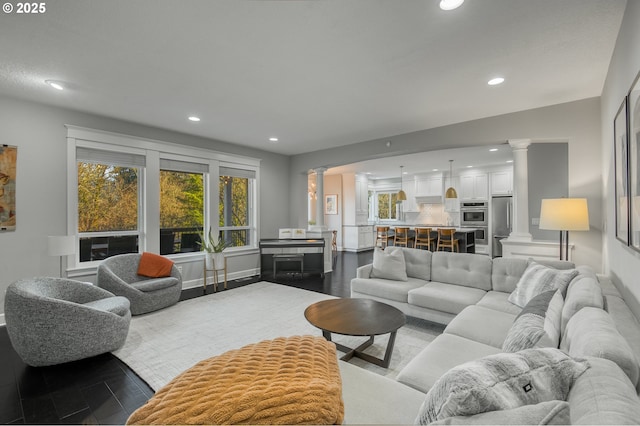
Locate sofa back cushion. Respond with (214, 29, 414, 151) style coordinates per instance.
(401, 248, 432, 281)
(561, 307, 639, 388)
(491, 258, 529, 293)
(431, 252, 492, 291)
(567, 357, 640, 424)
(561, 273, 604, 333)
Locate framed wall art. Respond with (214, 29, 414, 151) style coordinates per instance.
(0, 145, 17, 231)
(629, 71, 640, 251)
(614, 97, 629, 245)
(325, 194, 337, 215)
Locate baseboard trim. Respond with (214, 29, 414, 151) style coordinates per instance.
(181, 268, 261, 290)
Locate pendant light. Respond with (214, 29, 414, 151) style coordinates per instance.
(397, 166, 407, 201)
(445, 160, 457, 199)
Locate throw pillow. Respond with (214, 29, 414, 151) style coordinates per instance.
(137, 252, 175, 278)
(502, 290, 564, 352)
(415, 348, 589, 425)
(369, 247, 408, 281)
(508, 261, 578, 307)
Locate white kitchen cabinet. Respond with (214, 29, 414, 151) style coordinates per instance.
(402, 177, 418, 212)
(460, 173, 488, 200)
(342, 225, 374, 251)
(355, 175, 369, 215)
(415, 174, 443, 196)
(491, 170, 513, 195)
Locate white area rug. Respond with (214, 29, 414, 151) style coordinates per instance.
(113, 281, 443, 391)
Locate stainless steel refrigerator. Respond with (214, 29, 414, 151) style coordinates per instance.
(491, 196, 512, 258)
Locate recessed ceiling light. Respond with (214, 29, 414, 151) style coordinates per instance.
(440, 0, 464, 10)
(269, 137, 279, 143)
(403, 171, 408, 175)
(432, 169, 439, 172)
(489, 148, 498, 152)
(488, 77, 505, 86)
(506, 160, 513, 163)
(188, 116, 201, 122)
(45, 80, 64, 90)
(467, 165, 473, 168)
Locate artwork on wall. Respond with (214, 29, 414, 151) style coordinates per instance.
(614, 97, 629, 245)
(325, 194, 337, 215)
(0, 145, 17, 231)
(629, 71, 640, 251)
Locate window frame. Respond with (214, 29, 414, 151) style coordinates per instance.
(218, 166, 257, 250)
(375, 190, 399, 221)
(66, 126, 261, 276)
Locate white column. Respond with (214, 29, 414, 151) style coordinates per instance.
(507, 139, 532, 241)
(314, 167, 327, 230)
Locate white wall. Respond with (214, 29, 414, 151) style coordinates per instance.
(291, 98, 603, 271)
(0, 96, 291, 317)
(601, 0, 640, 319)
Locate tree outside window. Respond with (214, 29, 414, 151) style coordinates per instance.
(219, 175, 251, 247)
(377, 192, 398, 220)
(159, 170, 204, 254)
(77, 162, 139, 261)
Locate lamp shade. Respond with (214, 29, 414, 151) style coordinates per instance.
(397, 190, 407, 201)
(539, 198, 589, 231)
(48, 235, 76, 256)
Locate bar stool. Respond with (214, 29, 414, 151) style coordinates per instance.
(436, 228, 459, 252)
(375, 226, 390, 248)
(394, 227, 410, 247)
(414, 227, 433, 251)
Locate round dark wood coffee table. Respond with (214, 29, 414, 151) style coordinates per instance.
(304, 298, 406, 368)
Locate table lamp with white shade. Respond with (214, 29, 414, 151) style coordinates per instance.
(539, 198, 589, 261)
(48, 235, 76, 277)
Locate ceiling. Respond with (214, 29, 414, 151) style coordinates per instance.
(0, 0, 626, 156)
(326, 143, 514, 179)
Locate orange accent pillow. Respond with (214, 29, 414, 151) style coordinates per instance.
(137, 252, 175, 278)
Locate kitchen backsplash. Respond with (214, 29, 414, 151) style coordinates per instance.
(406, 203, 460, 226)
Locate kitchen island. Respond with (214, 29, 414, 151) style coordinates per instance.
(374, 225, 476, 254)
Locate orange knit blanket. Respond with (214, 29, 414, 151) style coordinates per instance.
(126, 335, 344, 425)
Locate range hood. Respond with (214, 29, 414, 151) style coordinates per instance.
(415, 195, 444, 204)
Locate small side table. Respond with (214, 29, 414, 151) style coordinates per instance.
(203, 256, 227, 292)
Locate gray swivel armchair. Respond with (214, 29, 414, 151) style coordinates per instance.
(4, 277, 131, 367)
(97, 253, 182, 315)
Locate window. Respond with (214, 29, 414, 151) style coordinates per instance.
(68, 127, 261, 271)
(219, 167, 256, 248)
(159, 159, 208, 255)
(377, 192, 398, 220)
(76, 148, 145, 262)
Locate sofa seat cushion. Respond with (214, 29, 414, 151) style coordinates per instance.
(476, 291, 522, 315)
(408, 282, 486, 315)
(350, 277, 425, 303)
(444, 305, 516, 348)
(397, 334, 501, 393)
(83, 296, 130, 317)
(568, 357, 640, 424)
(339, 361, 425, 425)
(431, 252, 493, 291)
(131, 277, 180, 292)
(429, 400, 570, 425)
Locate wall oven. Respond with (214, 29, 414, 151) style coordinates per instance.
(460, 202, 488, 226)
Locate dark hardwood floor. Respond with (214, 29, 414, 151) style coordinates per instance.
(0, 250, 373, 425)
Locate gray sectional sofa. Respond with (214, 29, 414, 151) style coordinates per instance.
(339, 249, 640, 424)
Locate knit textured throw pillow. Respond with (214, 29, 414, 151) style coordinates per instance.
(508, 261, 577, 307)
